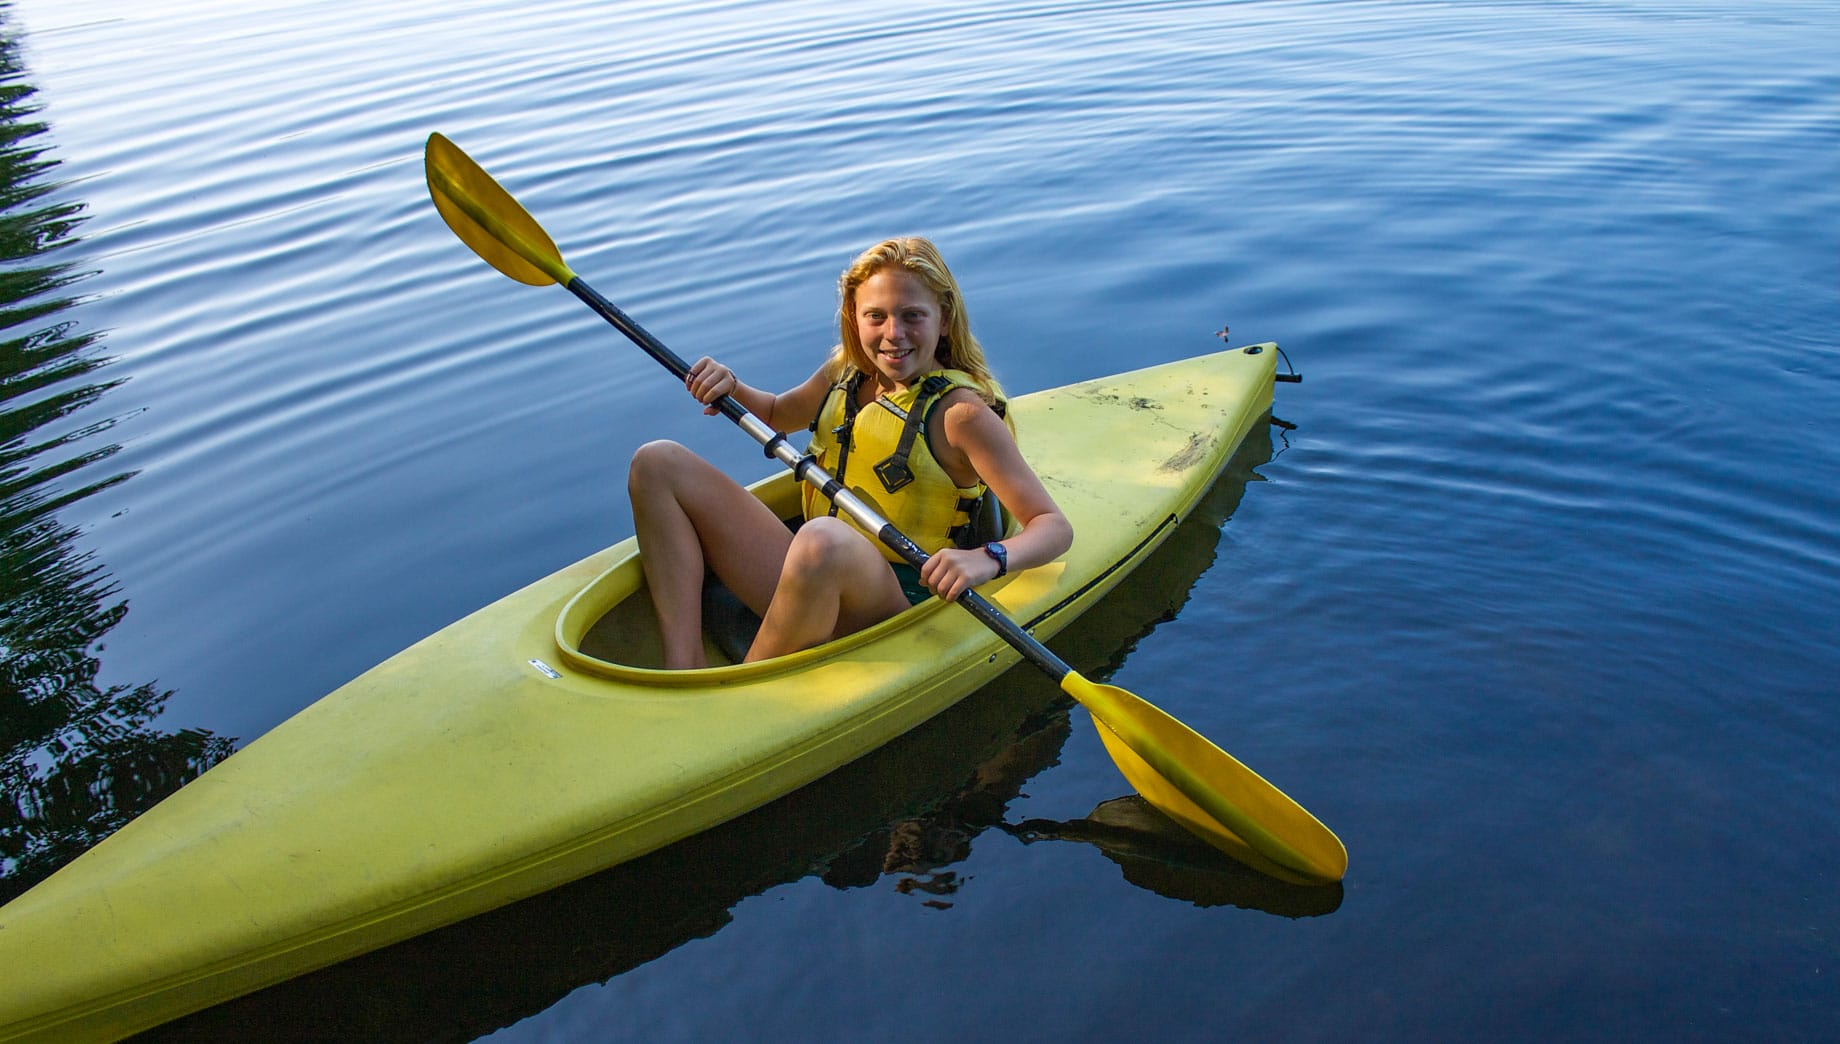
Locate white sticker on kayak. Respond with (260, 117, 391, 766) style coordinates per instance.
(528, 658, 562, 680)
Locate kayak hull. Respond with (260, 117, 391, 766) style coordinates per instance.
(0, 344, 1277, 1042)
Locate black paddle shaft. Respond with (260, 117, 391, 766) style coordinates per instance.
(566, 278, 744, 422)
(564, 276, 1074, 685)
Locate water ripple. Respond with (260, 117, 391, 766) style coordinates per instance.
(9, 0, 1840, 1038)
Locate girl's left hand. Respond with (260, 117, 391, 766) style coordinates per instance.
(919, 547, 1002, 603)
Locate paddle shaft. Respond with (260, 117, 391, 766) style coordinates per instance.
(565, 276, 1072, 681)
(423, 132, 1345, 880)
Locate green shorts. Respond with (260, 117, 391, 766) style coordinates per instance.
(889, 562, 931, 605)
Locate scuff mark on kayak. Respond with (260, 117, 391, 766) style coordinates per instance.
(1158, 433, 1208, 472)
(1074, 390, 1163, 411)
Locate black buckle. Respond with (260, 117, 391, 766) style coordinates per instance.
(873, 458, 914, 492)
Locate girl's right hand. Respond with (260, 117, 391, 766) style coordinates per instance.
(685, 357, 737, 415)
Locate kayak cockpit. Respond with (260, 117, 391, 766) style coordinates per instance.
(557, 556, 787, 670)
(552, 472, 952, 685)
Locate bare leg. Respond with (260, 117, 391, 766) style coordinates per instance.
(745, 517, 913, 662)
(628, 440, 793, 668)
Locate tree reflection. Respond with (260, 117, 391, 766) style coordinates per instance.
(0, 24, 232, 904)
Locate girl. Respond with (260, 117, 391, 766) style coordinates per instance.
(628, 237, 1072, 668)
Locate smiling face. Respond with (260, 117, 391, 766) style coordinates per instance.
(852, 267, 945, 391)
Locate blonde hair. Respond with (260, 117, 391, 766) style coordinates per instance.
(832, 237, 1006, 413)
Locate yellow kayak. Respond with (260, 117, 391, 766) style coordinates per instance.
(0, 343, 1277, 1042)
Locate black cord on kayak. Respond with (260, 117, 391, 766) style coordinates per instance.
(1274, 344, 1302, 383)
(1217, 324, 1301, 382)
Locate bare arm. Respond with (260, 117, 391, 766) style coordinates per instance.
(919, 391, 1074, 602)
(684, 356, 835, 432)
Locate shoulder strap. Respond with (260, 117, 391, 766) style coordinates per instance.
(873, 374, 954, 493)
(807, 371, 865, 433)
(824, 371, 867, 516)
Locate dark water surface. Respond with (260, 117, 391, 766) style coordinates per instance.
(5, 0, 1837, 1039)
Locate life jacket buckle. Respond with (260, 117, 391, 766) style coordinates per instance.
(873, 457, 915, 492)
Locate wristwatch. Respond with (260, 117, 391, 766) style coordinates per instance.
(982, 541, 1008, 578)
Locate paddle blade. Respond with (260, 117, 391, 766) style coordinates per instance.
(1064, 671, 1348, 884)
(425, 132, 574, 287)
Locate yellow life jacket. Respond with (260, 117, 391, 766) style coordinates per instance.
(803, 368, 1002, 562)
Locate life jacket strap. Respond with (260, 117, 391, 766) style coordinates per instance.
(874, 373, 953, 493)
(825, 371, 867, 517)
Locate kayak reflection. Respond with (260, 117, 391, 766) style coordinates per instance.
(150, 421, 1308, 1041)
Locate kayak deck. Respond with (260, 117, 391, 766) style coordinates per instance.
(0, 344, 1277, 1042)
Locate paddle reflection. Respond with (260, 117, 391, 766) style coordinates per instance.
(148, 418, 1329, 1042)
(0, 26, 233, 905)
(1007, 796, 1341, 918)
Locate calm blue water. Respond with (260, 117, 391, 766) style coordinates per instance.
(5, 0, 1837, 1039)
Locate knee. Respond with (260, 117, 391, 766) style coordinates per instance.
(783, 517, 866, 575)
(628, 439, 691, 495)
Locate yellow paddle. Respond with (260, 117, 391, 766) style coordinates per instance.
(423, 132, 1347, 884)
